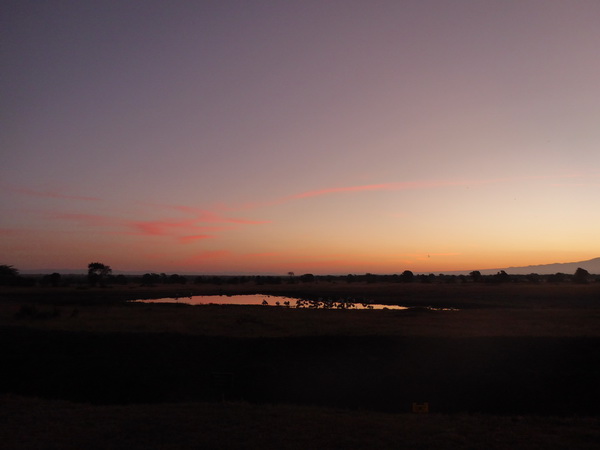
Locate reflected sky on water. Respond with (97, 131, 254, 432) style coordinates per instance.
(133, 294, 409, 310)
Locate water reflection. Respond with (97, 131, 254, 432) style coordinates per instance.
(133, 294, 409, 310)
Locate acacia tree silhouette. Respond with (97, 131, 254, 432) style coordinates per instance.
(0, 265, 20, 286)
(0, 265, 19, 276)
(469, 270, 482, 282)
(87, 262, 112, 287)
(401, 270, 414, 283)
(573, 267, 590, 284)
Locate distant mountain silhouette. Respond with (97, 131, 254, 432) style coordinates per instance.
(477, 257, 600, 275)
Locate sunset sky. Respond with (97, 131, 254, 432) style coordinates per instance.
(2, 1, 599, 275)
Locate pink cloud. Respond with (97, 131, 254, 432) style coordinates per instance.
(166, 205, 221, 219)
(48, 213, 218, 241)
(188, 209, 270, 225)
(153, 180, 475, 216)
(31, 191, 272, 245)
(128, 219, 195, 236)
(147, 203, 272, 225)
(179, 235, 214, 243)
(166, 176, 521, 216)
(47, 205, 268, 242)
(127, 219, 232, 237)
(226, 217, 271, 225)
(203, 181, 472, 212)
(288, 181, 469, 200)
(278, 174, 589, 204)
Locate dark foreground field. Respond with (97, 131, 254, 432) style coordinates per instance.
(1, 282, 599, 448)
(2, 396, 599, 450)
(2, 327, 599, 415)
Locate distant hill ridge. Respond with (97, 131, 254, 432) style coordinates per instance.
(477, 257, 600, 275)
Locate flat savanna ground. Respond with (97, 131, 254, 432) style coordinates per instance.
(1, 281, 599, 449)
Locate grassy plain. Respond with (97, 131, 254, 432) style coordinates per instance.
(1, 281, 599, 449)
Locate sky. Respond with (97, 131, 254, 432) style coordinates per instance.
(2, 0, 600, 275)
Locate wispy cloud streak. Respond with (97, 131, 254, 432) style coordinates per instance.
(127, 219, 231, 237)
(151, 204, 272, 225)
(278, 173, 591, 204)
(287, 181, 466, 200)
(45, 204, 270, 243)
(179, 235, 214, 243)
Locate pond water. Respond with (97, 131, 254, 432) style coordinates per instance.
(132, 294, 409, 310)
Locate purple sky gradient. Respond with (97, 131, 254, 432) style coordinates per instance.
(2, 1, 599, 274)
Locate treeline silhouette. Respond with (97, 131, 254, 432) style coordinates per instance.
(1, 263, 596, 287)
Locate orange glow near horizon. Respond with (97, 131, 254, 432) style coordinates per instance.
(3, 173, 599, 275)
